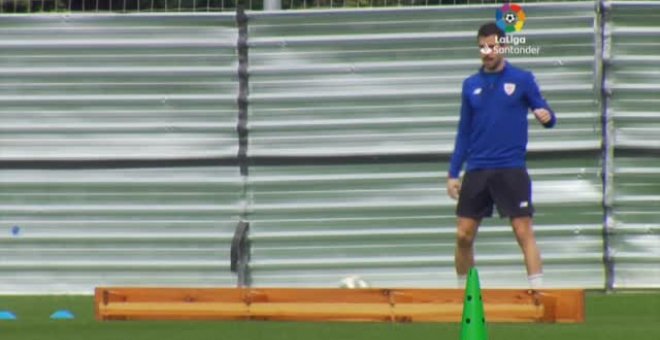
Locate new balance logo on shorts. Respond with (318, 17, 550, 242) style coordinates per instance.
(520, 201, 529, 208)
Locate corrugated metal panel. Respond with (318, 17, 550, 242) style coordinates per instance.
(0, 14, 241, 293)
(0, 14, 237, 160)
(606, 1, 660, 288)
(246, 4, 603, 288)
(16, 3, 660, 292)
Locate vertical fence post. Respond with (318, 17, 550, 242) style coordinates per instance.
(264, 0, 282, 11)
(233, 6, 252, 288)
(231, 221, 251, 287)
(598, 0, 615, 292)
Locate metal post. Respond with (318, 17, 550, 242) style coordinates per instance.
(598, 0, 615, 292)
(264, 0, 282, 11)
(231, 6, 252, 288)
(231, 221, 251, 287)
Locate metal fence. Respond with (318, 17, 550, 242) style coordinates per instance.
(0, 1, 659, 293)
(604, 0, 660, 289)
(0, 0, 594, 13)
(0, 13, 242, 293)
(245, 3, 603, 289)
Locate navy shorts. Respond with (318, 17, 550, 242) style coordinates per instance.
(456, 168, 534, 219)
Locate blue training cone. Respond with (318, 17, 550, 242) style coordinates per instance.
(50, 310, 75, 320)
(0, 311, 17, 320)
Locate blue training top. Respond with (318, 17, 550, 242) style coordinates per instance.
(448, 62, 556, 178)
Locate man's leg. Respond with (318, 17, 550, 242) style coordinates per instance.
(454, 170, 492, 287)
(510, 216, 543, 287)
(490, 169, 542, 287)
(455, 217, 481, 286)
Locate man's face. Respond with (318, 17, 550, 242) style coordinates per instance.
(478, 34, 505, 71)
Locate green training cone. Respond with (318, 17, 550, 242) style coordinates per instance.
(459, 267, 488, 340)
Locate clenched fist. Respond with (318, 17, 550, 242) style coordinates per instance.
(533, 108, 552, 125)
(447, 178, 461, 200)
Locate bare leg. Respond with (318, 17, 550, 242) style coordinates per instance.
(510, 216, 542, 276)
(455, 217, 481, 276)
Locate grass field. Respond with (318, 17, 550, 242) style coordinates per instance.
(1, 291, 659, 340)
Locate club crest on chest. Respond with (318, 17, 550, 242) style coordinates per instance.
(504, 83, 516, 96)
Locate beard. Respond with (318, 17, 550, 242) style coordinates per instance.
(483, 57, 503, 72)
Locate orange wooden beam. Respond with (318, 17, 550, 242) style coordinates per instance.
(94, 287, 584, 323)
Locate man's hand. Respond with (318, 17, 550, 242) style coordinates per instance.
(447, 178, 461, 200)
(533, 108, 552, 125)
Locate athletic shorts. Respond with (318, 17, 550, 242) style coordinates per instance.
(456, 168, 534, 219)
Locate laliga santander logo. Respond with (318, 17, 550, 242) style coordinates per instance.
(490, 3, 540, 56)
(496, 3, 526, 33)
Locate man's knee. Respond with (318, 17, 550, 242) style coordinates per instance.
(456, 218, 479, 248)
(511, 217, 533, 234)
(456, 230, 475, 248)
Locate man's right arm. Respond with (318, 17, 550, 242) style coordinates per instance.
(447, 82, 472, 199)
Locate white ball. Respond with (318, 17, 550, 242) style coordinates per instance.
(505, 13, 517, 24)
(339, 276, 370, 289)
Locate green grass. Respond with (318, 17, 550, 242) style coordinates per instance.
(1, 292, 659, 340)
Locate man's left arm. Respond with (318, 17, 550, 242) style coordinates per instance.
(526, 72, 556, 128)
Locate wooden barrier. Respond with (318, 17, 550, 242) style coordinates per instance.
(95, 287, 584, 323)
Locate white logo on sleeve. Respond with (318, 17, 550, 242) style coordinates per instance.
(504, 83, 516, 96)
(473, 88, 482, 95)
(520, 201, 529, 208)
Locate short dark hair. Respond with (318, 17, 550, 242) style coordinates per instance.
(477, 22, 505, 41)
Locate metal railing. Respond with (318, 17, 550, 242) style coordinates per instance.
(0, 0, 593, 13)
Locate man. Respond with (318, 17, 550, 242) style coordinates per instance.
(447, 22, 556, 289)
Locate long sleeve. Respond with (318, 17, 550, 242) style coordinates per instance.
(526, 72, 556, 128)
(448, 83, 472, 178)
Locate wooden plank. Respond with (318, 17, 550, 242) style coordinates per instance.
(99, 302, 249, 321)
(95, 287, 584, 323)
(98, 301, 544, 322)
